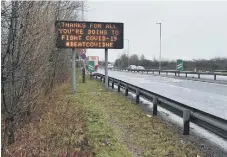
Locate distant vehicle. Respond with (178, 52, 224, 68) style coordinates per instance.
(108, 64, 114, 69)
(127, 65, 138, 70)
(137, 66, 145, 70)
(94, 65, 98, 71)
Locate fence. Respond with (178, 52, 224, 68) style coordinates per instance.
(92, 73, 227, 140)
(111, 68, 227, 81)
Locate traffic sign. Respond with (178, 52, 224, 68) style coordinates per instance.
(81, 53, 86, 60)
(176, 59, 183, 71)
(88, 61, 95, 73)
(55, 21, 124, 49)
(87, 56, 99, 67)
(55, 20, 124, 92)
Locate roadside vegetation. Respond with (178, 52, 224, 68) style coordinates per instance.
(1, 1, 84, 152)
(3, 72, 204, 156)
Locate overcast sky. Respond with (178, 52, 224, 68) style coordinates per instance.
(84, 1, 227, 62)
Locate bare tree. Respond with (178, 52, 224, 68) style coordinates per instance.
(1, 0, 87, 151)
(140, 54, 145, 60)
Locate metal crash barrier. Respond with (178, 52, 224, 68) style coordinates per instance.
(92, 73, 227, 140)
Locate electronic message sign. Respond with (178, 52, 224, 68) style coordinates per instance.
(55, 21, 124, 49)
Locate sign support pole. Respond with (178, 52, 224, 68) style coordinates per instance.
(56, 21, 124, 93)
(82, 67, 85, 83)
(104, 48, 108, 91)
(72, 48, 76, 93)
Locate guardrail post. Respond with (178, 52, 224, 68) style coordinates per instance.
(153, 96, 158, 116)
(100, 76, 102, 82)
(175, 72, 177, 76)
(112, 80, 114, 89)
(90, 72, 92, 80)
(185, 73, 187, 77)
(159, 71, 160, 75)
(117, 81, 120, 92)
(136, 88, 140, 104)
(198, 74, 200, 79)
(103, 78, 105, 83)
(183, 109, 190, 135)
(82, 68, 85, 83)
(147, 70, 148, 74)
(108, 79, 110, 87)
(125, 84, 129, 96)
(214, 74, 216, 80)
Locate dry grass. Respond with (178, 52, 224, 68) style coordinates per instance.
(3, 83, 93, 156)
(3, 74, 132, 157)
(3, 71, 204, 157)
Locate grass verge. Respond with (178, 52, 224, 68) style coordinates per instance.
(3, 74, 132, 157)
(75, 76, 204, 157)
(3, 71, 204, 157)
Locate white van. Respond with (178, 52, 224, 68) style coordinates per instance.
(127, 65, 138, 70)
(108, 64, 114, 69)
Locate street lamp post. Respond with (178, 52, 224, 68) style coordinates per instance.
(156, 23, 162, 70)
(124, 39, 130, 67)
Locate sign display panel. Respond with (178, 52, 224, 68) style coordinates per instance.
(55, 21, 124, 49)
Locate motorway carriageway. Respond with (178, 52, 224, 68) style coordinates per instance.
(150, 71, 227, 81)
(97, 69, 227, 120)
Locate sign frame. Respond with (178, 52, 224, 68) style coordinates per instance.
(55, 20, 124, 49)
(176, 59, 183, 71)
(55, 20, 124, 92)
(88, 61, 95, 73)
